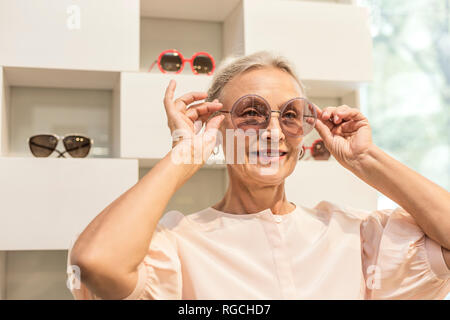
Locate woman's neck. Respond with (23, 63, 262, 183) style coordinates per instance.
(212, 171, 295, 215)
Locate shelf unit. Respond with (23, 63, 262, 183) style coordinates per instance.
(0, 66, 121, 158)
(0, 0, 374, 300)
(0, 157, 138, 250)
(0, 0, 139, 71)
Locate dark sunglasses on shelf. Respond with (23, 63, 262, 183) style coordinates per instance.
(218, 94, 317, 137)
(148, 49, 215, 75)
(299, 139, 330, 160)
(28, 134, 93, 158)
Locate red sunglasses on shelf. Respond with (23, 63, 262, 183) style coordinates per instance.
(299, 139, 331, 160)
(148, 49, 216, 75)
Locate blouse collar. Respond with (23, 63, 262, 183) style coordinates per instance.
(208, 202, 299, 222)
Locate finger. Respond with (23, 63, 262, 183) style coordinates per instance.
(331, 105, 351, 124)
(205, 114, 225, 133)
(186, 101, 223, 122)
(203, 115, 225, 156)
(328, 105, 365, 125)
(340, 119, 368, 134)
(316, 106, 335, 130)
(321, 106, 336, 120)
(163, 79, 177, 114)
(314, 118, 333, 145)
(335, 106, 366, 122)
(174, 91, 209, 111)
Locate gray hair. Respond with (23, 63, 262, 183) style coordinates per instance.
(206, 51, 306, 103)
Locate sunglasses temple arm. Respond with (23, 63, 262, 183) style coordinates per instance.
(148, 60, 157, 72)
(56, 149, 66, 158)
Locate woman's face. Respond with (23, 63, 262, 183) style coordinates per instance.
(218, 67, 304, 186)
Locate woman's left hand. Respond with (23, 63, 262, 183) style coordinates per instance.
(313, 105, 374, 170)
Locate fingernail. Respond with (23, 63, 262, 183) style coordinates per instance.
(334, 115, 339, 121)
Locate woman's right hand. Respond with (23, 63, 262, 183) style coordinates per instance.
(164, 79, 225, 165)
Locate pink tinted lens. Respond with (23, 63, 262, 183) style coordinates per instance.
(280, 98, 316, 136)
(231, 95, 271, 132)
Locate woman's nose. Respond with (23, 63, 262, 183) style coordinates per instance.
(261, 114, 285, 141)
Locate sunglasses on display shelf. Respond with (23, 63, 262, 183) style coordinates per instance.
(299, 139, 330, 160)
(148, 49, 215, 75)
(28, 134, 93, 158)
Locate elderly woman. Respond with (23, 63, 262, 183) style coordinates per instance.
(68, 51, 450, 300)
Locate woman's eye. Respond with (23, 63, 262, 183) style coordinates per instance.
(242, 107, 261, 117)
(283, 111, 297, 119)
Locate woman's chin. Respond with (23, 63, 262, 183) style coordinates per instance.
(244, 162, 289, 185)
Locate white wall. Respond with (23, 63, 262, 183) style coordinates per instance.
(243, 0, 373, 82)
(0, 0, 139, 71)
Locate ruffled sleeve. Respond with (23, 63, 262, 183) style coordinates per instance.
(67, 211, 183, 300)
(361, 206, 450, 299)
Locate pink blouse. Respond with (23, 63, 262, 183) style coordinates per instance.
(67, 201, 449, 299)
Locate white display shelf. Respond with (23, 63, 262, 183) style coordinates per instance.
(0, 66, 121, 158)
(2, 66, 119, 90)
(140, 0, 241, 22)
(139, 0, 355, 22)
(119, 72, 212, 160)
(233, 0, 372, 83)
(140, 17, 223, 73)
(285, 161, 378, 211)
(0, 0, 139, 72)
(0, 157, 138, 250)
(140, 0, 371, 92)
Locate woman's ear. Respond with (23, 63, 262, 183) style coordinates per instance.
(297, 139, 305, 160)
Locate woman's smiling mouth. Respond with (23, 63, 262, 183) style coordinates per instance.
(249, 149, 288, 162)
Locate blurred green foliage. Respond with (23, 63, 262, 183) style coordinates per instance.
(360, 0, 449, 190)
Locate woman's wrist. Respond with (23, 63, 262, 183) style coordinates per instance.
(163, 148, 203, 190)
(346, 144, 383, 179)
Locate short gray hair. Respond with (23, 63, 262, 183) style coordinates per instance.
(206, 51, 305, 102)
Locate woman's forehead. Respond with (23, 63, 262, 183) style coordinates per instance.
(221, 67, 304, 106)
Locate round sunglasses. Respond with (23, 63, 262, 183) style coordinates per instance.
(218, 94, 317, 137)
(148, 49, 215, 75)
(299, 139, 330, 160)
(28, 134, 93, 158)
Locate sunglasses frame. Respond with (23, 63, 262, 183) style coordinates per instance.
(28, 133, 94, 158)
(149, 49, 216, 75)
(300, 138, 330, 160)
(218, 94, 318, 137)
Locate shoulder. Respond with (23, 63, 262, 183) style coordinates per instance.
(311, 200, 418, 228)
(158, 210, 185, 230)
(310, 200, 374, 221)
(158, 207, 220, 232)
